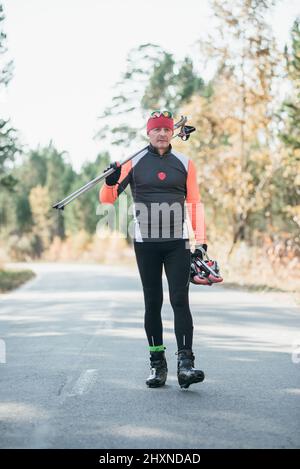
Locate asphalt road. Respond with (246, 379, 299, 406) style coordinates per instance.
(0, 262, 299, 449)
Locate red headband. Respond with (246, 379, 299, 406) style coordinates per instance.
(147, 115, 174, 134)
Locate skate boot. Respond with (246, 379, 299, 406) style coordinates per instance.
(177, 349, 205, 389)
(146, 351, 168, 388)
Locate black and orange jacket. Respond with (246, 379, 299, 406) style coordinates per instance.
(99, 144, 207, 243)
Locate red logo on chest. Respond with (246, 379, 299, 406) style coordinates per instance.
(157, 171, 167, 181)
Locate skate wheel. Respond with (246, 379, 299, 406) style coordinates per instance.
(180, 384, 190, 390)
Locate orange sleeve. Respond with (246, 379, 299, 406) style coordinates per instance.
(99, 160, 132, 205)
(186, 159, 207, 244)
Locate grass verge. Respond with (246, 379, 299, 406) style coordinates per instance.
(0, 269, 36, 293)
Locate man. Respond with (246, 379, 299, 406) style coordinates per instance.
(99, 110, 207, 389)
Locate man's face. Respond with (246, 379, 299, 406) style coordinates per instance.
(148, 127, 173, 151)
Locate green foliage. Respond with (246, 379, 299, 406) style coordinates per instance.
(0, 268, 35, 292)
(0, 3, 13, 86)
(281, 18, 300, 153)
(63, 152, 110, 235)
(0, 142, 112, 259)
(96, 43, 205, 147)
(0, 4, 20, 193)
(0, 0, 299, 272)
(142, 55, 204, 111)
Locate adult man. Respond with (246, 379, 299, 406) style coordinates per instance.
(99, 110, 207, 389)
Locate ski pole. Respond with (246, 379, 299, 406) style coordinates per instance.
(52, 116, 193, 210)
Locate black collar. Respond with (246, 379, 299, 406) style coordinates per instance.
(148, 143, 172, 156)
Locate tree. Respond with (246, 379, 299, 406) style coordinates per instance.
(0, 3, 20, 192)
(276, 18, 300, 247)
(45, 143, 75, 239)
(96, 44, 205, 148)
(142, 55, 204, 111)
(29, 185, 52, 252)
(63, 151, 110, 235)
(185, 0, 282, 247)
(281, 18, 300, 153)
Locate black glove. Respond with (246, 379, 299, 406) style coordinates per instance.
(105, 162, 121, 186)
(192, 244, 208, 260)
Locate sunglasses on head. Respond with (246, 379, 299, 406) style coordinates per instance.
(150, 110, 173, 118)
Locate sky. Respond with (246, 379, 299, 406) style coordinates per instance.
(1, 0, 300, 171)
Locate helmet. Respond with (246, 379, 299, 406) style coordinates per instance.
(190, 249, 223, 286)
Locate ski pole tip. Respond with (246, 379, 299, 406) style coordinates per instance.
(52, 203, 64, 210)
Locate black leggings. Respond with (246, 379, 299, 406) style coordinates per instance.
(134, 240, 193, 351)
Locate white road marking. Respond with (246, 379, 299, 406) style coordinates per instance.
(69, 369, 98, 396)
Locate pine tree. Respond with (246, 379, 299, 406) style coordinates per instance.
(277, 18, 300, 245)
(0, 3, 20, 192)
(281, 18, 300, 153)
(96, 44, 204, 148)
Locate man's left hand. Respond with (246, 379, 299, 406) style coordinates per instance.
(192, 244, 208, 259)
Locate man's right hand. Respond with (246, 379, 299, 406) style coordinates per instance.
(105, 162, 121, 186)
